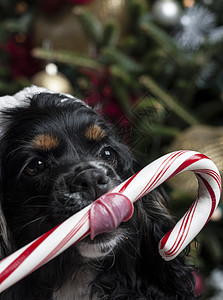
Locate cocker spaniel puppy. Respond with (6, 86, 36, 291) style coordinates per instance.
(0, 87, 195, 299)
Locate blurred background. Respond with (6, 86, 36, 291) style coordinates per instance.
(0, 0, 223, 298)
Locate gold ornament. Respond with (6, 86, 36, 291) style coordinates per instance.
(33, 1, 129, 53)
(167, 125, 223, 198)
(31, 63, 73, 94)
(33, 5, 89, 53)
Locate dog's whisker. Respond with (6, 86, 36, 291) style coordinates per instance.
(22, 195, 48, 205)
(104, 251, 116, 270)
(123, 238, 141, 258)
(22, 216, 46, 229)
(13, 215, 47, 235)
(24, 205, 48, 208)
(37, 215, 48, 231)
(3, 144, 26, 162)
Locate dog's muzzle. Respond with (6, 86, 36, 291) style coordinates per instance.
(50, 162, 121, 223)
(70, 168, 110, 199)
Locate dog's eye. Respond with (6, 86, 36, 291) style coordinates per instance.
(24, 159, 45, 176)
(100, 147, 116, 164)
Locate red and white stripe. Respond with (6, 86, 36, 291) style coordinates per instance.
(0, 151, 221, 292)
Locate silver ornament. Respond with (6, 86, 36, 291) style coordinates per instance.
(152, 0, 182, 27)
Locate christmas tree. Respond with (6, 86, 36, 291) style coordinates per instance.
(1, 0, 223, 297)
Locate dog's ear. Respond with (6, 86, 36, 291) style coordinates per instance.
(137, 188, 174, 245)
(0, 138, 13, 260)
(0, 201, 13, 259)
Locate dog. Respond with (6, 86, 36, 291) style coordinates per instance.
(0, 86, 195, 299)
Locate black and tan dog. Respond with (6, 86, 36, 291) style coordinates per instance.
(0, 87, 195, 299)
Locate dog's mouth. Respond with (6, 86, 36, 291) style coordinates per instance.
(48, 165, 124, 258)
(76, 231, 124, 259)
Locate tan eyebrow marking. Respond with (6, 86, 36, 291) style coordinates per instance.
(85, 125, 106, 141)
(32, 134, 59, 151)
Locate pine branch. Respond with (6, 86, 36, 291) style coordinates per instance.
(139, 122, 180, 137)
(110, 65, 132, 84)
(140, 75, 200, 125)
(32, 48, 104, 71)
(139, 18, 187, 66)
(128, 0, 149, 28)
(101, 47, 143, 72)
(102, 21, 120, 47)
(0, 13, 33, 34)
(73, 6, 103, 47)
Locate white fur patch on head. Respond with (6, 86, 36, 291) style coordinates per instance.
(0, 85, 88, 136)
(0, 85, 87, 111)
(0, 95, 26, 110)
(0, 86, 52, 110)
(13, 85, 87, 106)
(14, 86, 55, 103)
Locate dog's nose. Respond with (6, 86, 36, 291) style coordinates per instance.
(70, 169, 110, 198)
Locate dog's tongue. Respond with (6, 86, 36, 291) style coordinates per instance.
(89, 193, 134, 240)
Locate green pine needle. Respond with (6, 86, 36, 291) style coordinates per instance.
(139, 16, 187, 66)
(102, 21, 120, 47)
(73, 7, 103, 47)
(101, 47, 143, 73)
(32, 48, 104, 71)
(140, 75, 200, 126)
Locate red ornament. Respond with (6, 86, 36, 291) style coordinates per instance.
(7, 36, 40, 78)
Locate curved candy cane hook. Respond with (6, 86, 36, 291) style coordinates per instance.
(109, 150, 221, 260)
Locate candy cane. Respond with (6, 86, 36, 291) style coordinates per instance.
(0, 150, 221, 292)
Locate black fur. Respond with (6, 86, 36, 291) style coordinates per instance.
(0, 92, 195, 299)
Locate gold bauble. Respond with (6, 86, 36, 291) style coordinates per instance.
(31, 64, 73, 94)
(167, 125, 223, 198)
(33, 1, 129, 53)
(33, 5, 89, 53)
